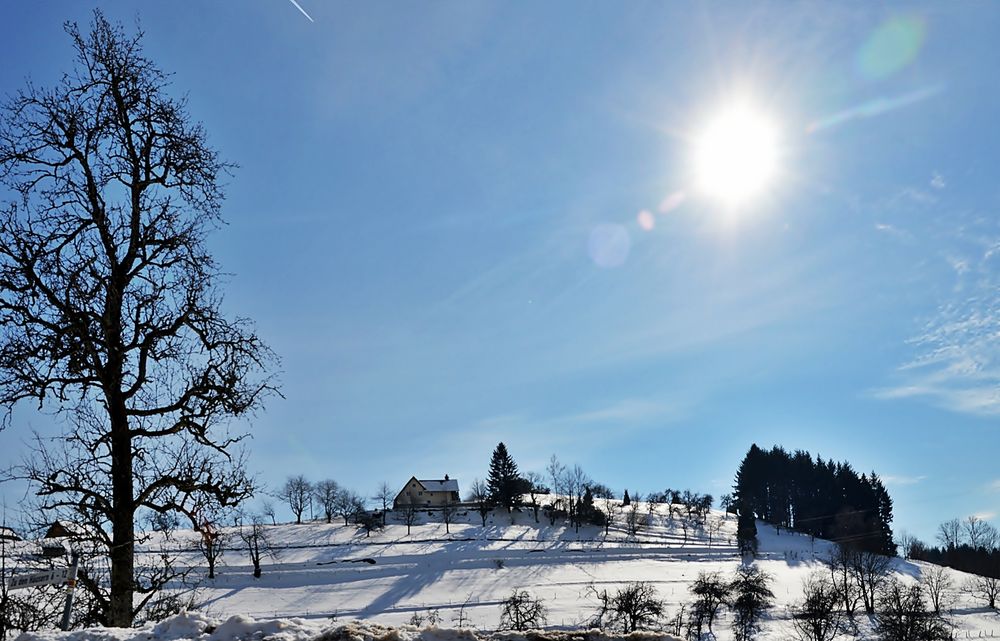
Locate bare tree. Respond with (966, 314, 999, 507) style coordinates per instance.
(625, 495, 643, 536)
(498, 590, 547, 631)
(965, 515, 988, 550)
(937, 518, 962, 550)
(334, 489, 364, 526)
(238, 515, 274, 579)
(875, 579, 951, 641)
(966, 574, 1000, 609)
(792, 572, 845, 641)
(373, 481, 394, 525)
(850, 547, 892, 615)
(280, 476, 312, 524)
(313, 480, 340, 523)
(441, 497, 457, 534)
(595, 487, 617, 536)
(828, 544, 861, 617)
(0, 13, 275, 625)
(720, 493, 735, 518)
(261, 499, 277, 526)
(195, 509, 230, 580)
(730, 565, 774, 641)
(400, 501, 419, 535)
(920, 565, 954, 614)
(469, 478, 491, 527)
(688, 571, 730, 637)
(609, 582, 665, 632)
(524, 471, 545, 524)
(706, 516, 724, 548)
(895, 530, 919, 559)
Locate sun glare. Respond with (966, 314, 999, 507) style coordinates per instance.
(693, 103, 780, 207)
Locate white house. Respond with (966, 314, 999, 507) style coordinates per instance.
(393, 475, 460, 508)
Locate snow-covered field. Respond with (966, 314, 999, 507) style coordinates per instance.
(11, 505, 1000, 639)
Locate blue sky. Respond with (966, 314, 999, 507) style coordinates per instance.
(2, 2, 1000, 542)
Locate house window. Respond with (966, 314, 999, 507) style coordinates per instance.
(418, 491, 423, 496)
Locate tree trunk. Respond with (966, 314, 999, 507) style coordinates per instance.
(109, 402, 135, 627)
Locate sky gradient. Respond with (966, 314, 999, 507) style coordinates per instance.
(2, 2, 1000, 543)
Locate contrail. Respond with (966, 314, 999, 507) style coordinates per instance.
(286, 0, 315, 22)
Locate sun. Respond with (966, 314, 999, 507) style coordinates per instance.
(693, 103, 780, 207)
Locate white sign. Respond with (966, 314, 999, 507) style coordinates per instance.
(8, 567, 69, 590)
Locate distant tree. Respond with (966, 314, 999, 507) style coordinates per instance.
(737, 508, 758, 556)
(729, 565, 774, 641)
(441, 497, 458, 534)
(625, 495, 643, 536)
(850, 546, 892, 615)
(373, 481, 394, 525)
(546, 454, 567, 502)
(895, 530, 919, 559)
(964, 515, 998, 551)
(195, 519, 228, 580)
(920, 565, 954, 614)
(720, 493, 735, 518)
(357, 510, 384, 538)
(469, 478, 491, 527)
(937, 518, 962, 550)
(791, 572, 845, 641)
(313, 480, 340, 523)
(874, 579, 951, 641)
(524, 472, 546, 524)
(334, 489, 364, 526)
(238, 515, 274, 579)
(498, 590, 547, 631)
(829, 544, 861, 617)
(261, 500, 277, 526)
(400, 501, 419, 536)
(487, 442, 521, 512)
(966, 573, 1000, 609)
(622, 489, 631, 506)
(566, 464, 590, 532)
(706, 517, 724, 548)
(280, 476, 312, 524)
(595, 487, 617, 536)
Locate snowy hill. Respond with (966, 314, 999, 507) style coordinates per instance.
(10, 504, 1000, 639)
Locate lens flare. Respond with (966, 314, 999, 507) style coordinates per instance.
(857, 16, 926, 80)
(637, 210, 655, 231)
(588, 224, 631, 268)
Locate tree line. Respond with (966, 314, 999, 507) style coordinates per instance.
(733, 444, 896, 556)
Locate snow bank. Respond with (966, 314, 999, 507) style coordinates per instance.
(16, 616, 682, 641)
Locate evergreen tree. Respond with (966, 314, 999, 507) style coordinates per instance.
(487, 442, 521, 511)
(737, 508, 758, 556)
(623, 489, 631, 506)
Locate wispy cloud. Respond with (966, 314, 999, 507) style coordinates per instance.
(874, 214, 1000, 415)
(882, 474, 928, 487)
(988, 479, 1000, 493)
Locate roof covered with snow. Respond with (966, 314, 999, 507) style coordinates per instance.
(417, 478, 459, 492)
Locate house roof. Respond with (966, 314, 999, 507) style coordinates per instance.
(0, 526, 19, 540)
(418, 478, 459, 493)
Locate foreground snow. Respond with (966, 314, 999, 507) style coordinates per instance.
(16, 612, 682, 641)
